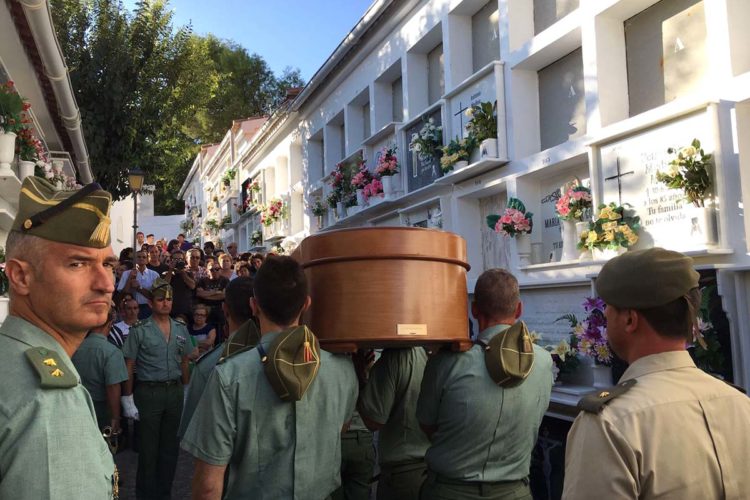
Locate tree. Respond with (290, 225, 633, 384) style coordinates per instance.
(50, 0, 306, 214)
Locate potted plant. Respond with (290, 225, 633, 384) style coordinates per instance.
(363, 177, 384, 206)
(16, 126, 46, 180)
(250, 230, 263, 247)
(0, 81, 27, 174)
(409, 117, 443, 164)
(311, 197, 327, 228)
(578, 203, 640, 260)
(556, 180, 593, 261)
(465, 101, 498, 159)
(487, 197, 534, 265)
(220, 214, 232, 228)
(260, 198, 287, 228)
(330, 160, 356, 218)
(573, 297, 613, 388)
(222, 167, 237, 187)
(440, 136, 476, 174)
(656, 138, 715, 245)
(375, 145, 399, 198)
(350, 161, 373, 207)
(545, 314, 583, 383)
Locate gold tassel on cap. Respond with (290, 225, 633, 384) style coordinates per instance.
(89, 214, 111, 246)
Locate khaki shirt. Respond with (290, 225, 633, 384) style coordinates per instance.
(181, 331, 358, 499)
(563, 351, 750, 500)
(0, 316, 115, 499)
(72, 333, 128, 401)
(359, 347, 430, 466)
(417, 324, 553, 482)
(122, 317, 190, 381)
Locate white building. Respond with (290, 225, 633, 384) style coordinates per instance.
(183, 0, 750, 406)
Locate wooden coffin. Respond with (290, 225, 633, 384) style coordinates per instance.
(295, 227, 471, 352)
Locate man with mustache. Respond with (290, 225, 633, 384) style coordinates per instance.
(0, 177, 119, 498)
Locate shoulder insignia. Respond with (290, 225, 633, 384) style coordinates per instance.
(217, 345, 255, 364)
(578, 379, 637, 413)
(130, 319, 146, 329)
(174, 316, 187, 325)
(25, 347, 79, 388)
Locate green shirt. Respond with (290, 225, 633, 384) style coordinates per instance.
(181, 331, 358, 499)
(417, 324, 553, 482)
(72, 333, 128, 401)
(122, 317, 191, 381)
(178, 320, 261, 439)
(0, 316, 115, 499)
(359, 347, 430, 466)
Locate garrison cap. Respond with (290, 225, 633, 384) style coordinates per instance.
(149, 278, 173, 300)
(257, 325, 320, 402)
(596, 247, 699, 309)
(483, 320, 535, 388)
(12, 176, 111, 248)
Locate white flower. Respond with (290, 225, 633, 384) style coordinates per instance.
(413, 143, 422, 152)
(668, 163, 681, 176)
(680, 146, 697, 157)
(411, 133, 418, 141)
(428, 118, 434, 124)
(465, 107, 474, 118)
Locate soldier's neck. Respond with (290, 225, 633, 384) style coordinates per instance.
(9, 302, 86, 357)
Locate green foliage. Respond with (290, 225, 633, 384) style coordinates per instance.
(50, 0, 306, 214)
(466, 101, 497, 142)
(656, 138, 712, 208)
(440, 136, 476, 173)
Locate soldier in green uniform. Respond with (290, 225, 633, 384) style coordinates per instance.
(332, 409, 376, 500)
(177, 276, 260, 439)
(0, 177, 118, 498)
(359, 347, 430, 500)
(417, 269, 553, 500)
(121, 278, 194, 499)
(72, 306, 129, 433)
(182, 256, 358, 499)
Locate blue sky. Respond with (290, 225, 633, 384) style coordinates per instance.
(122, 0, 374, 81)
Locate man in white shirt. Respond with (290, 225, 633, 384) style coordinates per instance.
(117, 250, 159, 319)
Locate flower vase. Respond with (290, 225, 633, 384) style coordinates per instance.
(454, 160, 469, 170)
(382, 175, 395, 199)
(356, 188, 366, 207)
(516, 233, 532, 266)
(592, 364, 613, 389)
(576, 221, 592, 261)
(592, 247, 626, 261)
(336, 202, 346, 219)
(18, 160, 35, 181)
(560, 219, 580, 262)
(480, 138, 498, 159)
(686, 205, 717, 246)
(327, 210, 336, 227)
(369, 195, 383, 207)
(316, 215, 324, 230)
(0, 131, 16, 176)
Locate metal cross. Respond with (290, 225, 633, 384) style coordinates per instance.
(453, 101, 469, 139)
(604, 158, 634, 205)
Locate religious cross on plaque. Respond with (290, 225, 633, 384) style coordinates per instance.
(453, 101, 469, 139)
(604, 158, 634, 205)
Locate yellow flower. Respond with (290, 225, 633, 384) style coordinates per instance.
(555, 339, 571, 360)
(573, 324, 585, 336)
(602, 221, 618, 231)
(586, 231, 598, 244)
(604, 230, 615, 242)
(680, 146, 697, 157)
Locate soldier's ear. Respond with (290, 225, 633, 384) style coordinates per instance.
(5, 258, 35, 295)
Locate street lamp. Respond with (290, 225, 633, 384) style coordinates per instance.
(128, 168, 145, 259)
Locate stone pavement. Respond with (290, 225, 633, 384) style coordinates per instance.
(115, 448, 194, 499)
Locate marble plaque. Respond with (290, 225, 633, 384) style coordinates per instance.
(406, 108, 443, 192)
(599, 111, 712, 251)
(447, 70, 497, 142)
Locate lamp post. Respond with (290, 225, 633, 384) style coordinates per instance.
(128, 169, 145, 261)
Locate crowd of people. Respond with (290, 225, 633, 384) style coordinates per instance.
(1, 177, 749, 500)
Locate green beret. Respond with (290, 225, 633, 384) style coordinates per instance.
(596, 248, 699, 309)
(149, 278, 173, 300)
(258, 325, 320, 402)
(12, 176, 112, 248)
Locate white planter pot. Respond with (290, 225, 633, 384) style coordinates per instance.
(480, 138, 498, 159)
(18, 160, 35, 181)
(592, 247, 626, 261)
(560, 219, 580, 262)
(0, 131, 16, 176)
(356, 188, 366, 207)
(382, 175, 395, 199)
(368, 195, 384, 207)
(592, 364, 613, 389)
(336, 202, 346, 219)
(686, 205, 717, 246)
(327, 210, 336, 227)
(346, 205, 360, 217)
(576, 221, 592, 261)
(516, 233, 532, 266)
(316, 215, 324, 230)
(453, 160, 469, 170)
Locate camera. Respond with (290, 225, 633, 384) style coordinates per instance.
(174, 260, 186, 270)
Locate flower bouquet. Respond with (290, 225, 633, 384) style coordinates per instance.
(486, 197, 533, 237)
(311, 198, 327, 217)
(351, 162, 373, 190)
(260, 198, 287, 227)
(556, 181, 592, 221)
(546, 314, 583, 380)
(440, 136, 476, 174)
(0, 81, 28, 134)
(250, 230, 262, 246)
(656, 138, 712, 207)
(578, 203, 640, 252)
(374, 145, 399, 176)
(574, 297, 612, 366)
(248, 179, 261, 192)
(363, 177, 383, 203)
(409, 117, 443, 163)
(465, 101, 497, 142)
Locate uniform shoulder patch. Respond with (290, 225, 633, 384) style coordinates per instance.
(130, 319, 147, 329)
(24, 347, 78, 388)
(577, 379, 637, 413)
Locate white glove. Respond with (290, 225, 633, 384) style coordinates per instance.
(121, 394, 140, 421)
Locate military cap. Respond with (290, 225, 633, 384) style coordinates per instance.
(12, 176, 111, 248)
(149, 278, 173, 300)
(257, 325, 320, 402)
(483, 320, 535, 388)
(596, 247, 699, 309)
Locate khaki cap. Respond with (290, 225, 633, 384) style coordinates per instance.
(12, 176, 111, 248)
(149, 278, 173, 300)
(596, 248, 699, 309)
(258, 325, 320, 402)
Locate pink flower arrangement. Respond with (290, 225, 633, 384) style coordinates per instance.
(351, 162, 373, 190)
(362, 178, 383, 201)
(374, 146, 399, 176)
(487, 198, 533, 237)
(556, 181, 592, 221)
(260, 198, 286, 227)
